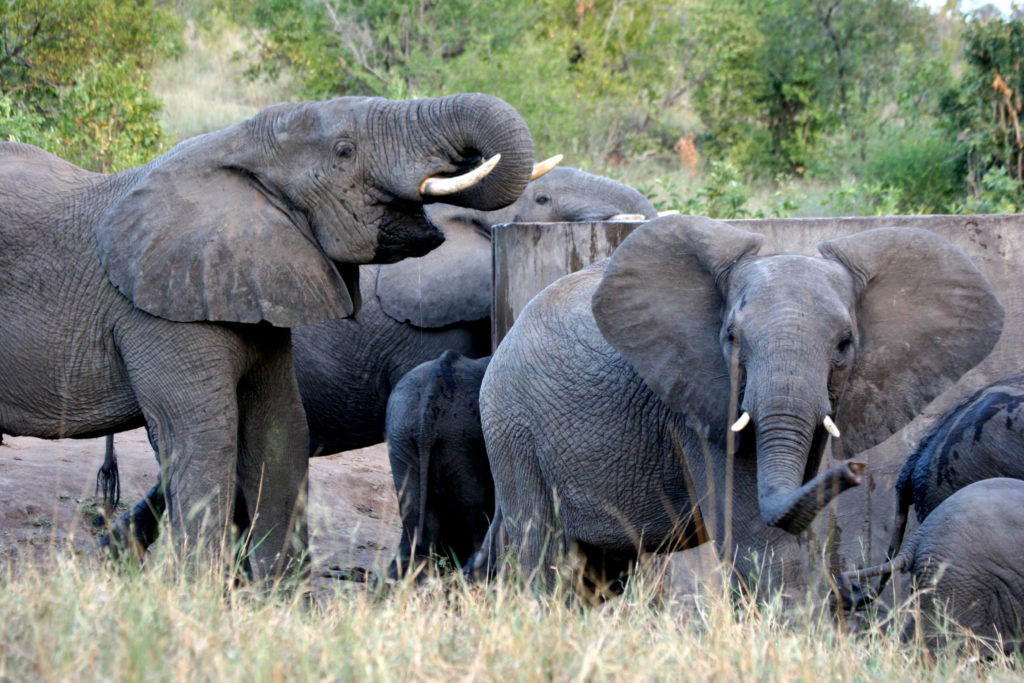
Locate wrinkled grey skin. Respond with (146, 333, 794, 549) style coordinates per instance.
(474, 215, 1004, 595)
(104, 167, 656, 555)
(840, 374, 1024, 603)
(887, 374, 1024, 564)
(0, 92, 535, 577)
(386, 351, 492, 577)
(297, 166, 659, 456)
(839, 478, 1024, 654)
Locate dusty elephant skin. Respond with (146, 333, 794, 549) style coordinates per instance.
(385, 351, 492, 577)
(475, 214, 1004, 596)
(296, 166, 659, 457)
(839, 478, 1024, 654)
(105, 167, 657, 556)
(0, 92, 535, 578)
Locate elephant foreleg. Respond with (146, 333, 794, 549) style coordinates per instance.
(116, 320, 245, 572)
(235, 333, 310, 580)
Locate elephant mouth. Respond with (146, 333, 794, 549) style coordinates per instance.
(372, 200, 446, 264)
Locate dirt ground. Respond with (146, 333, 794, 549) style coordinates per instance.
(0, 429, 401, 577)
(0, 429, 715, 597)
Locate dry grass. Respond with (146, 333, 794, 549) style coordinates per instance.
(151, 19, 292, 144)
(0, 538, 1019, 682)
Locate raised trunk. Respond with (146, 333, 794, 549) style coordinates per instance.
(410, 93, 534, 210)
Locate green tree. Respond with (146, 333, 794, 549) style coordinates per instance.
(688, 0, 940, 178)
(940, 13, 1024, 204)
(0, 0, 181, 171)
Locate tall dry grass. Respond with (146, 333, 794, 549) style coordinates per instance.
(0, 537, 1020, 681)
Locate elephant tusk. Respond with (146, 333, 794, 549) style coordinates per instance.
(657, 209, 680, 217)
(823, 415, 841, 438)
(530, 155, 563, 181)
(731, 411, 751, 432)
(419, 154, 501, 196)
(609, 213, 648, 221)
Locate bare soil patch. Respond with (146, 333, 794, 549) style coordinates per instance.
(0, 429, 401, 576)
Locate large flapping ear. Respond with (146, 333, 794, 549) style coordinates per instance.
(376, 219, 491, 327)
(819, 227, 1004, 459)
(592, 215, 764, 436)
(94, 134, 357, 327)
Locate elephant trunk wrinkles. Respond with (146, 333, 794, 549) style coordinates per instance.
(410, 94, 533, 211)
(753, 403, 863, 535)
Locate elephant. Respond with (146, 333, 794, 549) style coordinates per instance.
(295, 165, 660, 457)
(385, 350, 492, 577)
(102, 166, 658, 556)
(0, 92, 535, 577)
(838, 478, 1024, 654)
(472, 215, 1004, 596)
(847, 373, 1024, 603)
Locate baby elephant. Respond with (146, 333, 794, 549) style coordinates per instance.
(385, 351, 493, 576)
(886, 374, 1024, 562)
(839, 478, 1024, 654)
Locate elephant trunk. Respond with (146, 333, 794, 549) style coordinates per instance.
(752, 395, 864, 535)
(410, 93, 534, 211)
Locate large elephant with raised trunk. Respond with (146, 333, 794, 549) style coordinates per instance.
(475, 215, 1003, 596)
(0, 92, 535, 576)
(102, 166, 658, 558)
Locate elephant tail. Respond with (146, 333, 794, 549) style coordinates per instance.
(836, 542, 915, 611)
(884, 474, 916, 568)
(95, 434, 121, 515)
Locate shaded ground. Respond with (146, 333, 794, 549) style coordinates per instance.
(0, 429, 401, 576)
(0, 429, 716, 598)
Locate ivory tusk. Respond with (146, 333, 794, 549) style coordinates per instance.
(657, 209, 680, 216)
(731, 411, 751, 432)
(608, 213, 648, 221)
(419, 154, 501, 196)
(823, 415, 841, 438)
(530, 154, 563, 181)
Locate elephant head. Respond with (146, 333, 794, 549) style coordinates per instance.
(94, 93, 534, 327)
(376, 166, 659, 327)
(592, 215, 1004, 535)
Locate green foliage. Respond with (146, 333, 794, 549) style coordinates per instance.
(681, 160, 752, 218)
(688, 0, 941, 179)
(939, 13, 1024, 207)
(825, 178, 905, 216)
(239, 0, 689, 163)
(0, 0, 182, 171)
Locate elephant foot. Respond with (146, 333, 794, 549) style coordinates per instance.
(320, 564, 376, 583)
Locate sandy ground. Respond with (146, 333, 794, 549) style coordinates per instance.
(0, 429, 717, 598)
(0, 429, 401, 577)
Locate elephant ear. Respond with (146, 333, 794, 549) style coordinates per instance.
(94, 135, 357, 327)
(376, 219, 491, 327)
(592, 215, 764, 436)
(819, 227, 1004, 459)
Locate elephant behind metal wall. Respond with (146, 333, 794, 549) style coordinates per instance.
(474, 214, 1004, 596)
(0, 92, 535, 577)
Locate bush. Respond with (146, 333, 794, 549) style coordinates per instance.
(0, 0, 182, 171)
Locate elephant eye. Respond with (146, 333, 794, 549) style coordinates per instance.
(535, 194, 550, 205)
(836, 333, 853, 354)
(334, 141, 355, 159)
